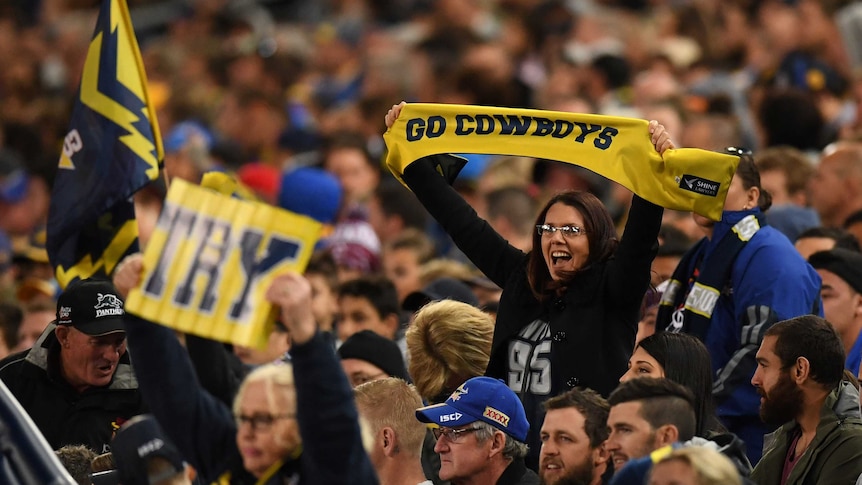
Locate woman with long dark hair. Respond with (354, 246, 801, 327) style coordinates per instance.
(385, 103, 673, 468)
(621, 332, 724, 437)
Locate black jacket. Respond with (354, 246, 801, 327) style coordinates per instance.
(185, 334, 247, 407)
(124, 314, 378, 485)
(0, 323, 145, 452)
(403, 155, 662, 467)
(498, 459, 539, 485)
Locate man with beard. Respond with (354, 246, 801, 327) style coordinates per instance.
(539, 388, 610, 485)
(751, 315, 862, 484)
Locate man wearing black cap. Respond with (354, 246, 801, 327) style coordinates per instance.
(809, 248, 862, 377)
(0, 278, 144, 452)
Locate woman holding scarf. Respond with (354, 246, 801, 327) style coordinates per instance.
(385, 102, 673, 470)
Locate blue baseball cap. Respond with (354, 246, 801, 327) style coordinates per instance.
(0, 149, 29, 204)
(416, 377, 529, 442)
(164, 121, 214, 154)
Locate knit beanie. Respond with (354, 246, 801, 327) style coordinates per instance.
(337, 330, 409, 381)
(809, 248, 862, 294)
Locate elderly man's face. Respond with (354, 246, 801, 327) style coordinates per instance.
(56, 326, 126, 393)
(433, 424, 495, 481)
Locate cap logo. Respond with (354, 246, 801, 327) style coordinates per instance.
(483, 407, 509, 427)
(137, 438, 164, 457)
(58, 306, 71, 319)
(94, 293, 124, 318)
(439, 412, 463, 423)
(449, 383, 468, 401)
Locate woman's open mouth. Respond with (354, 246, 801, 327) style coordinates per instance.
(551, 251, 572, 265)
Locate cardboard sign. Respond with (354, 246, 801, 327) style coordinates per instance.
(125, 179, 322, 348)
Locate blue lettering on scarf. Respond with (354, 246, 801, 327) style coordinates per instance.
(594, 126, 619, 150)
(406, 116, 446, 140)
(405, 114, 618, 151)
(573, 122, 602, 143)
(494, 115, 532, 135)
(475, 114, 495, 134)
(532, 117, 554, 136)
(455, 114, 474, 135)
(552, 120, 574, 139)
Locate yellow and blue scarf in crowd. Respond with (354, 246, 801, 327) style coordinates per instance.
(383, 103, 740, 220)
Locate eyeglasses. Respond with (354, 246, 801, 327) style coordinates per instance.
(349, 371, 387, 387)
(234, 413, 295, 432)
(536, 224, 583, 238)
(725, 146, 754, 164)
(432, 426, 480, 443)
(725, 146, 753, 157)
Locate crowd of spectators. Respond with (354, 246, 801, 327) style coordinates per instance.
(3, 0, 862, 484)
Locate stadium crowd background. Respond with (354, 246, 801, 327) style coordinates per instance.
(2, 0, 862, 484)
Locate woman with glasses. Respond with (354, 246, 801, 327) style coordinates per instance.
(113, 256, 377, 485)
(385, 104, 673, 470)
(654, 151, 822, 465)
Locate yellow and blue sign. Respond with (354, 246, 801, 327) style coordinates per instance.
(124, 180, 322, 348)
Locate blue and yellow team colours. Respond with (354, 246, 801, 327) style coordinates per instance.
(47, 0, 162, 288)
(384, 103, 740, 221)
(124, 180, 322, 349)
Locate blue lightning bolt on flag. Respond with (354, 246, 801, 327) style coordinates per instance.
(47, 0, 162, 289)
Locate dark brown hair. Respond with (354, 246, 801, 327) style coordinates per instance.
(526, 190, 617, 299)
(754, 146, 813, 198)
(729, 149, 772, 211)
(637, 332, 725, 436)
(766, 315, 845, 390)
(544, 387, 610, 448)
(608, 377, 697, 442)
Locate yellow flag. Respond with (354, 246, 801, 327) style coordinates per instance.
(383, 104, 740, 221)
(124, 179, 322, 348)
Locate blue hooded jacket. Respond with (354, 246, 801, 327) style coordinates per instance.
(663, 209, 822, 464)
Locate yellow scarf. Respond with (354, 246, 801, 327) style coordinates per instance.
(383, 103, 740, 220)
